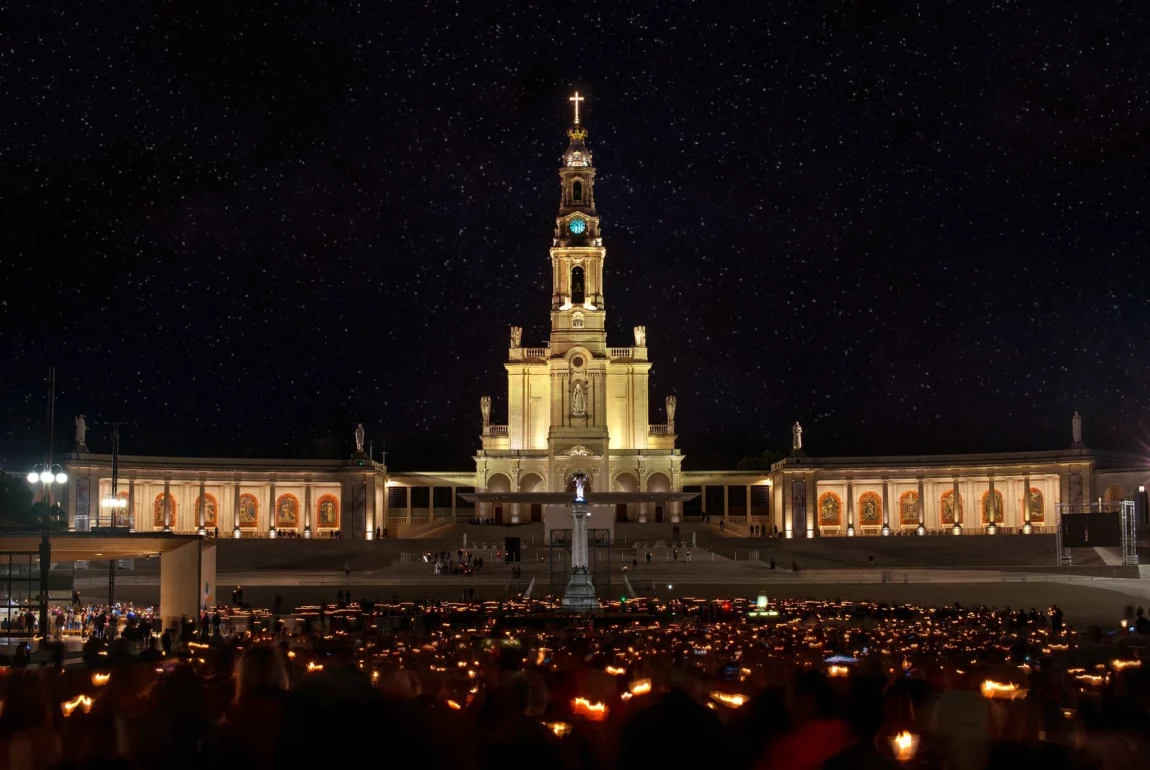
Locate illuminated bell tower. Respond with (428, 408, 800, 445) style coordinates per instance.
(547, 92, 610, 465)
(550, 92, 606, 357)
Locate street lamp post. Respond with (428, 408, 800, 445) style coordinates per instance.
(98, 422, 130, 606)
(27, 463, 67, 643)
(100, 423, 129, 527)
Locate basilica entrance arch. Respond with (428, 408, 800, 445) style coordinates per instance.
(647, 472, 671, 523)
(487, 473, 511, 524)
(613, 471, 638, 521)
(520, 473, 545, 523)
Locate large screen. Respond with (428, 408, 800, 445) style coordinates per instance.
(1061, 512, 1123, 547)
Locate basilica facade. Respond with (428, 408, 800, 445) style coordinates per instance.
(57, 96, 1150, 539)
(473, 94, 682, 527)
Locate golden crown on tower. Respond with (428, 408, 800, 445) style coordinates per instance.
(567, 125, 588, 141)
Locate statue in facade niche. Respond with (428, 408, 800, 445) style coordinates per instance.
(74, 415, 88, 447)
(480, 395, 491, 425)
(633, 325, 646, 346)
(510, 326, 523, 348)
(572, 382, 586, 415)
(665, 395, 677, 423)
(792, 421, 803, 451)
(1072, 411, 1083, 445)
(354, 423, 365, 454)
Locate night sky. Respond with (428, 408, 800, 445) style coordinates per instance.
(2, 3, 1147, 471)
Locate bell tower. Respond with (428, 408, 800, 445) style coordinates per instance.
(480, 91, 679, 512)
(550, 92, 607, 358)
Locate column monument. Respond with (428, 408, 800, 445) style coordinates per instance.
(560, 472, 598, 612)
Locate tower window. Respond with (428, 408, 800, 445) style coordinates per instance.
(571, 266, 585, 305)
(572, 312, 585, 329)
(572, 180, 583, 201)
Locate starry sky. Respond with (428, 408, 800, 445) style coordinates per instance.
(2, 2, 1147, 471)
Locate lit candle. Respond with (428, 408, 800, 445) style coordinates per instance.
(890, 731, 919, 762)
(571, 697, 608, 721)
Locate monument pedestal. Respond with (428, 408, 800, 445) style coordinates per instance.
(560, 497, 599, 612)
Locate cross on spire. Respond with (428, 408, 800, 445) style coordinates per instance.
(569, 91, 585, 125)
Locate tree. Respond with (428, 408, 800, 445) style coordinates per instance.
(0, 473, 34, 525)
(735, 449, 785, 471)
(0, 474, 67, 531)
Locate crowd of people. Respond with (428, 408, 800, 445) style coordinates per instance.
(427, 549, 486, 575)
(2, 600, 161, 643)
(0, 594, 1147, 770)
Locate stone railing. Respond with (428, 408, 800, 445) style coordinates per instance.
(649, 424, 671, 435)
(484, 425, 509, 436)
(523, 347, 549, 359)
(608, 348, 633, 358)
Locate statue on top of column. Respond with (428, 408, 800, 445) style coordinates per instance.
(510, 326, 523, 348)
(354, 423, 365, 454)
(792, 421, 803, 452)
(480, 396, 491, 426)
(633, 325, 646, 346)
(1071, 411, 1084, 447)
(572, 471, 588, 502)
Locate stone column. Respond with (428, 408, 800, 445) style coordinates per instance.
(451, 486, 457, 522)
(806, 477, 816, 539)
(745, 485, 752, 523)
(162, 479, 172, 532)
(128, 476, 136, 532)
(366, 477, 377, 539)
(783, 478, 792, 538)
(881, 478, 891, 536)
(846, 480, 855, 536)
(87, 470, 99, 531)
(381, 482, 390, 530)
(268, 479, 277, 538)
(406, 487, 412, 522)
(638, 470, 649, 523)
(1022, 474, 1032, 533)
(952, 478, 961, 532)
(723, 485, 730, 520)
(916, 477, 925, 534)
(198, 478, 207, 534)
(66, 475, 79, 532)
(304, 481, 313, 538)
(987, 476, 997, 533)
(232, 478, 241, 538)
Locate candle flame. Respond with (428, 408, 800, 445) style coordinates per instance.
(91, 673, 110, 686)
(306, 662, 324, 672)
(61, 695, 93, 717)
(571, 697, 608, 721)
(709, 691, 747, 708)
(545, 721, 571, 737)
(980, 680, 1026, 700)
(1110, 659, 1141, 671)
(628, 678, 652, 695)
(1074, 674, 1104, 686)
(446, 699, 462, 710)
(890, 731, 919, 761)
